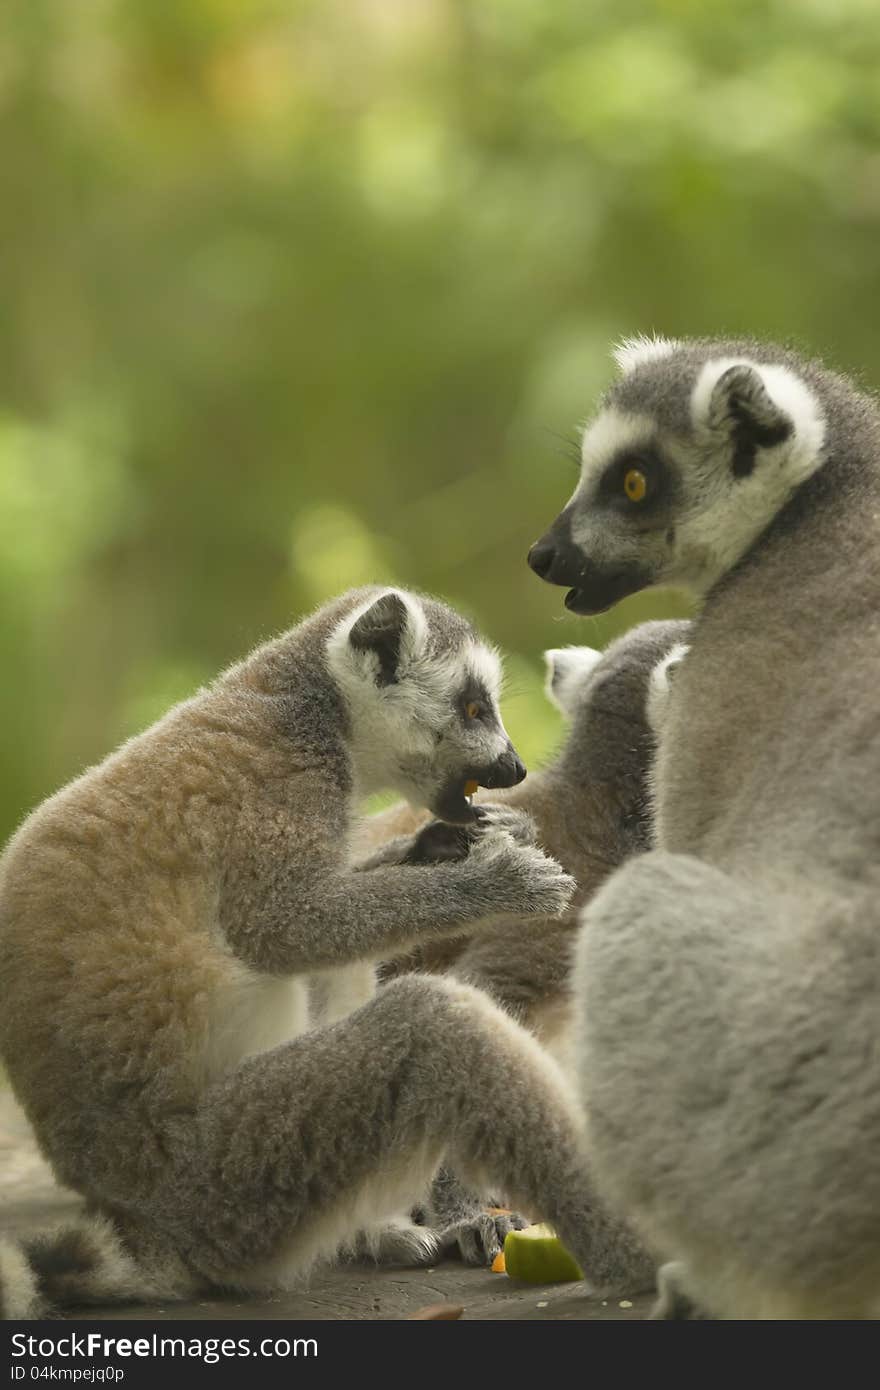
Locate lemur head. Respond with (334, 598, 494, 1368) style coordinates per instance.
(529, 336, 827, 613)
(326, 588, 525, 823)
(544, 621, 690, 845)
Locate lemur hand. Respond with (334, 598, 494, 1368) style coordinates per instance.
(471, 804, 539, 848)
(468, 826, 575, 919)
(403, 805, 538, 868)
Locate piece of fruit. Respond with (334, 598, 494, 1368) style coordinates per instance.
(502, 1223, 584, 1284)
(491, 1251, 506, 1274)
(464, 780, 479, 797)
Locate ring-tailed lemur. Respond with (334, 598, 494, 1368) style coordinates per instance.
(367, 621, 691, 1044)
(358, 621, 690, 1263)
(0, 586, 656, 1318)
(530, 335, 880, 1319)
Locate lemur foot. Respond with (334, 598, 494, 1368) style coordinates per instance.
(439, 1209, 529, 1266)
(344, 1220, 441, 1269)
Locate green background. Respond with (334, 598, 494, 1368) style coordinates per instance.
(2, 0, 879, 840)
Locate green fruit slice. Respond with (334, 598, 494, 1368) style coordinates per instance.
(502, 1223, 584, 1283)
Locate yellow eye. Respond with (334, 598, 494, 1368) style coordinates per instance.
(624, 468, 647, 502)
(465, 701, 482, 720)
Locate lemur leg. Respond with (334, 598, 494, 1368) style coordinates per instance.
(154, 975, 654, 1295)
(575, 849, 851, 1321)
(367, 807, 550, 1265)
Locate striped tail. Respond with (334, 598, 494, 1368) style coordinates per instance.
(0, 1213, 194, 1319)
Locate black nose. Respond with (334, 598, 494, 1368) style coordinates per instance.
(482, 748, 528, 790)
(528, 541, 556, 579)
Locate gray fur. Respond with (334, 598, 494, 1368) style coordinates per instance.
(361, 621, 689, 1265)
(535, 337, 880, 1318)
(0, 584, 662, 1317)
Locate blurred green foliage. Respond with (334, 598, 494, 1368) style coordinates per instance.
(2, 0, 880, 838)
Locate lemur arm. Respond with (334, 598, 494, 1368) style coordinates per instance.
(220, 826, 573, 976)
(352, 836, 424, 870)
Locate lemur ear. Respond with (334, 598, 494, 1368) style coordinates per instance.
(646, 642, 689, 735)
(348, 592, 410, 686)
(705, 363, 794, 479)
(544, 646, 604, 718)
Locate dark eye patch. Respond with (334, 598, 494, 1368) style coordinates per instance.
(597, 446, 677, 518)
(457, 679, 495, 726)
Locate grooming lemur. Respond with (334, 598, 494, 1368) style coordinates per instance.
(0, 586, 655, 1318)
(364, 622, 690, 1051)
(358, 622, 689, 1263)
(530, 335, 880, 1319)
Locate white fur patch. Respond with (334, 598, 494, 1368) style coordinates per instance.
(205, 969, 310, 1085)
(309, 963, 376, 1029)
(544, 646, 604, 718)
(646, 643, 689, 736)
(672, 356, 829, 592)
(690, 357, 826, 488)
(613, 335, 680, 375)
(580, 408, 655, 480)
(464, 639, 503, 703)
(325, 588, 441, 797)
(572, 409, 656, 551)
(326, 588, 427, 685)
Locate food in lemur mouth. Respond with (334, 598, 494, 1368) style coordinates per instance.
(464, 780, 479, 798)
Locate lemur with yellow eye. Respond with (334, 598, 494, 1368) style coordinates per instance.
(360, 621, 689, 1265)
(531, 336, 880, 1320)
(0, 586, 660, 1317)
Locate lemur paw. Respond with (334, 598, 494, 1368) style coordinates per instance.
(346, 1220, 441, 1269)
(470, 835, 576, 917)
(440, 1209, 529, 1266)
(472, 804, 539, 848)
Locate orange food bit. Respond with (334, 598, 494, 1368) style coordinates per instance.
(464, 780, 479, 797)
(491, 1251, 506, 1274)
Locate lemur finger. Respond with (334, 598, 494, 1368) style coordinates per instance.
(472, 805, 539, 847)
(470, 836, 576, 917)
(509, 843, 577, 915)
(439, 1212, 501, 1266)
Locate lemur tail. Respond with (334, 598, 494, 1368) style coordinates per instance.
(0, 1213, 191, 1319)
